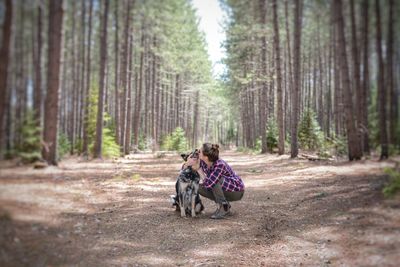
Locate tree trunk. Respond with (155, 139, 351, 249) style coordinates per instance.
(272, 0, 284, 155)
(42, 0, 64, 165)
(124, 34, 133, 155)
(375, 0, 388, 159)
(361, 0, 370, 154)
(335, 0, 362, 160)
(0, 0, 13, 154)
(119, 0, 132, 150)
(114, 0, 120, 145)
(284, 0, 292, 138)
(133, 22, 145, 148)
(78, 0, 87, 148)
(259, 0, 268, 153)
(350, 0, 362, 155)
(33, 3, 43, 130)
(386, 0, 397, 147)
(82, 0, 94, 158)
(290, 0, 302, 158)
(94, 0, 110, 158)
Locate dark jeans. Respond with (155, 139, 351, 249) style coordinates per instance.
(198, 178, 244, 204)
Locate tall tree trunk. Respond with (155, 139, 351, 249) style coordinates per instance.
(119, 0, 132, 150)
(192, 91, 200, 147)
(78, 0, 87, 148)
(94, 0, 110, 158)
(350, 0, 362, 155)
(0, 0, 13, 155)
(335, 0, 362, 160)
(124, 34, 133, 155)
(361, 0, 370, 154)
(387, 0, 397, 147)
(69, 1, 77, 155)
(291, 0, 302, 158)
(42, 0, 64, 165)
(375, 0, 388, 159)
(114, 0, 120, 145)
(82, 0, 94, 158)
(33, 3, 43, 130)
(133, 22, 145, 148)
(284, 0, 292, 137)
(259, 0, 268, 153)
(272, 0, 284, 155)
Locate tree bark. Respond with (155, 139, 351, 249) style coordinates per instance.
(33, 2, 43, 130)
(291, 0, 302, 158)
(114, 0, 120, 145)
(272, 0, 284, 155)
(124, 34, 133, 155)
(133, 22, 145, 148)
(350, 0, 362, 155)
(94, 0, 110, 158)
(361, 0, 370, 154)
(259, 0, 268, 153)
(335, 0, 362, 160)
(386, 0, 397, 147)
(119, 0, 132, 150)
(82, 0, 94, 158)
(375, 0, 388, 159)
(42, 0, 64, 165)
(0, 0, 13, 154)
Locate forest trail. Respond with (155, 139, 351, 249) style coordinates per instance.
(1, 151, 399, 266)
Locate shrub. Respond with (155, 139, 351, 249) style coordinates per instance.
(383, 168, 400, 198)
(298, 109, 324, 150)
(16, 111, 41, 163)
(87, 86, 120, 158)
(266, 118, 278, 152)
(161, 127, 188, 152)
(58, 132, 70, 159)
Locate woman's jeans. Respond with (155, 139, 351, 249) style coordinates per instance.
(198, 178, 244, 204)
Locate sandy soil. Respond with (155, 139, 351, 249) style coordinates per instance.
(0, 151, 399, 267)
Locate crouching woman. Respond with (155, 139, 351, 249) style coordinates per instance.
(186, 143, 245, 219)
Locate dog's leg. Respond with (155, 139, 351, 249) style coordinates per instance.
(179, 183, 187, 217)
(191, 193, 196, 217)
(179, 192, 186, 217)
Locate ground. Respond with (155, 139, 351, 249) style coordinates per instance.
(0, 151, 399, 267)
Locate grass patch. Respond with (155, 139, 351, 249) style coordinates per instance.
(383, 168, 400, 198)
(131, 174, 141, 181)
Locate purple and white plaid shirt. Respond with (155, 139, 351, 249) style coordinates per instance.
(200, 159, 245, 192)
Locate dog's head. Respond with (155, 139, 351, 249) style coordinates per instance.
(178, 166, 200, 183)
(180, 149, 200, 162)
(178, 149, 200, 183)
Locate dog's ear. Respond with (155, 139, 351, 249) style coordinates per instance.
(181, 153, 189, 161)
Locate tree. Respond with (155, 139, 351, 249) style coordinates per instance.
(335, 0, 362, 161)
(0, 0, 12, 155)
(291, 0, 303, 158)
(375, 0, 388, 159)
(42, 0, 64, 165)
(361, 0, 370, 154)
(82, 0, 94, 158)
(272, 0, 284, 155)
(94, 0, 110, 158)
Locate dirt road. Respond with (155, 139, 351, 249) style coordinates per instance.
(1, 151, 399, 266)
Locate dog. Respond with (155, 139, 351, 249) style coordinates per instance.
(171, 149, 204, 217)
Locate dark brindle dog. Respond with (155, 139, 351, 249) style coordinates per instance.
(172, 149, 204, 217)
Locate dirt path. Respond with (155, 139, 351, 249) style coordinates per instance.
(1, 151, 399, 266)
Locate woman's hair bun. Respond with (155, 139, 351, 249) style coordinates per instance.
(211, 144, 219, 150)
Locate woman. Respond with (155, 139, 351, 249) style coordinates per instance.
(186, 143, 245, 219)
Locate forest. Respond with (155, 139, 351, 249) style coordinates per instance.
(0, 0, 400, 266)
(0, 0, 399, 164)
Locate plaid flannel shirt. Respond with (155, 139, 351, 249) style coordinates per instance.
(200, 159, 244, 192)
